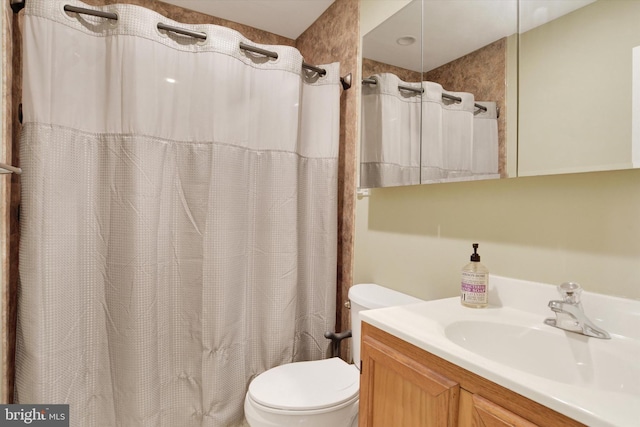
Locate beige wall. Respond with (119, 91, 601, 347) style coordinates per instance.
(354, 168, 640, 301)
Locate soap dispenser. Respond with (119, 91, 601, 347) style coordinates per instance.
(461, 243, 489, 308)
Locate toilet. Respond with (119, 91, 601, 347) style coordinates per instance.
(244, 283, 423, 427)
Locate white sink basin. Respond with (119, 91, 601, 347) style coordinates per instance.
(444, 320, 640, 395)
(359, 275, 640, 427)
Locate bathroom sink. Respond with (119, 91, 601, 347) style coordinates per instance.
(359, 275, 640, 427)
(444, 320, 640, 395)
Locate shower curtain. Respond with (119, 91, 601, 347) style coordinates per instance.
(16, 1, 340, 426)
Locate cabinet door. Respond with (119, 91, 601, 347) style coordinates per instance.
(359, 333, 459, 427)
(459, 389, 538, 427)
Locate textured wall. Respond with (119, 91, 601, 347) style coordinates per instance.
(425, 38, 507, 177)
(296, 0, 359, 360)
(0, 2, 7, 402)
(1, 1, 21, 402)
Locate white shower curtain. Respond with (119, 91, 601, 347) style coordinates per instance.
(360, 73, 421, 187)
(16, 1, 340, 426)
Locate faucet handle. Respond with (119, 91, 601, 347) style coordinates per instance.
(558, 282, 582, 304)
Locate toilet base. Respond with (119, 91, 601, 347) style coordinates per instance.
(244, 393, 358, 427)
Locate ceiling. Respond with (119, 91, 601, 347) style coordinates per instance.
(363, 0, 597, 73)
(161, 0, 335, 39)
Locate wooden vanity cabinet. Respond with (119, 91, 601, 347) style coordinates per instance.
(359, 325, 460, 426)
(359, 323, 584, 427)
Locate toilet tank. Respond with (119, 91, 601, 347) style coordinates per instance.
(348, 284, 423, 370)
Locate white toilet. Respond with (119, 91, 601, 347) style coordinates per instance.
(244, 283, 423, 427)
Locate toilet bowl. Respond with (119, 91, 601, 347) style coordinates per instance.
(244, 284, 422, 427)
(244, 358, 359, 427)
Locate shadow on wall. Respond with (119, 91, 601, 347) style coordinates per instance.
(366, 168, 640, 257)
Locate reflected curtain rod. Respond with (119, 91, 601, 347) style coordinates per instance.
(362, 77, 488, 112)
(10, 1, 352, 87)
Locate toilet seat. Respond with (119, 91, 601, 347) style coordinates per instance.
(247, 357, 359, 412)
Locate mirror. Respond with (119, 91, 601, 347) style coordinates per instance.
(360, 0, 518, 188)
(360, 0, 640, 189)
(518, 0, 640, 176)
(361, 0, 423, 188)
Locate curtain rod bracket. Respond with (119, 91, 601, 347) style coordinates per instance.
(357, 188, 371, 198)
(0, 162, 22, 175)
(340, 73, 352, 90)
(10, 0, 25, 13)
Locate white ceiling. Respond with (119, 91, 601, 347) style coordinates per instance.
(161, 0, 335, 39)
(363, 0, 597, 73)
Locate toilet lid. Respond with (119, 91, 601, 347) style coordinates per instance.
(248, 357, 359, 411)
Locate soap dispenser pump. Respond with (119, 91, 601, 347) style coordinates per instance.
(461, 243, 489, 308)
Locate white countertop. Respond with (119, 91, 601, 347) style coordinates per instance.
(359, 275, 640, 427)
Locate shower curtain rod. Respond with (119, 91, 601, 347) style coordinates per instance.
(10, 1, 352, 88)
(238, 43, 353, 90)
(238, 42, 326, 76)
(362, 77, 488, 112)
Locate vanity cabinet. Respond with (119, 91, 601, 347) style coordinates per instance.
(359, 326, 459, 426)
(359, 323, 584, 427)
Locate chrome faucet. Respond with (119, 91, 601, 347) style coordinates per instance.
(544, 282, 611, 339)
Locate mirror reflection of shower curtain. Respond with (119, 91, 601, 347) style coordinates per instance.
(361, 73, 421, 188)
(421, 92, 499, 183)
(16, 1, 340, 426)
(421, 82, 445, 183)
(472, 101, 500, 179)
(441, 91, 475, 181)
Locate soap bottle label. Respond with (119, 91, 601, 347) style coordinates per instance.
(461, 271, 488, 304)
